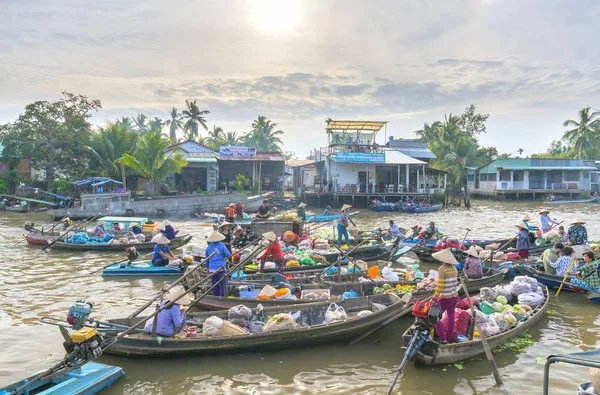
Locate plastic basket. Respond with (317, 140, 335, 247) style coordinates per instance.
(238, 285, 258, 299)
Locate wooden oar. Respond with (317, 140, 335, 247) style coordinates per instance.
(461, 277, 503, 387)
(483, 234, 518, 267)
(42, 214, 100, 251)
(555, 257, 578, 296)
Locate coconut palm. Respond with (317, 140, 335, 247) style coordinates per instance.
(86, 123, 137, 181)
(133, 113, 149, 133)
(148, 117, 163, 131)
(223, 131, 240, 146)
(208, 125, 224, 142)
(182, 100, 210, 140)
(164, 108, 183, 140)
(116, 116, 134, 132)
(562, 107, 600, 159)
(517, 148, 524, 157)
(415, 120, 442, 142)
(117, 128, 187, 195)
(243, 115, 284, 151)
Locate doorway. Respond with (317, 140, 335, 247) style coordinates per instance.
(358, 171, 367, 193)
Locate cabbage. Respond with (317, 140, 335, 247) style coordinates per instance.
(491, 302, 504, 312)
(511, 305, 526, 320)
(503, 311, 517, 326)
(496, 295, 508, 305)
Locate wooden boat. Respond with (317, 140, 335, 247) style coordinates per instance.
(0, 361, 124, 395)
(544, 196, 598, 204)
(372, 202, 399, 212)
(403, 284, 549, 366)
(26, 233, 59, 245)
(306, 211, 358, 223)
(411, 241, 551, 263)
(103, 261, 186, 276)
(405, 203, 444, 213)
(101, 294, 413, 357)
(1, 206, 29, 213)
(523, 265, 600, 302)
(50, 235, 192, 251)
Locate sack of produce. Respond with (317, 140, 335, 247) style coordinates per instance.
(283, 253, 296, 262)
(367, 266, 381, 279)
(341, 290, 358, 299)
(492, 285, 513, 303)
(416, 277, 437, 291)
(496, 295, 508, 305)
(479, 287, 498, 304)
(104, 233, 115, 242)
(489, 312, 509, 332)
(509, 280, 534, 297)
(263, 261, 277, 270)
(202, 316, 223, 336)
(510, 305, 527, 320)
(502, 311, 517, 326)
(298, 257, 316, 266)
(286, 260, 300, 268)
(474, 309, 488, 324)
(308, 254, 327, 264)
(480, 320, 501, 337)
(357, 310, 373, 318)
(249, 320, 264, 333)
(427, 270, 439, 280)
(381, 267, 399, 282)
(457, 297, 479, 310)
(218, 320, 247, 336)
(274, 288, 295, 300)
(263, 313, 296, 332)
(324, 303, 348, 324)
(491, 302, 505, 312)
(227, 305, 252, 320)
(517, 292, 544, 308)
(455, 309, 470, 336)
(324, 266, 337, 275)
(228, 317, 249, 329)
(515, 276, 538, 289)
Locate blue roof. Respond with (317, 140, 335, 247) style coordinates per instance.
(70, 177, 123, 187)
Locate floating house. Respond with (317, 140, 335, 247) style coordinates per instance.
(467, 158, 598, 199)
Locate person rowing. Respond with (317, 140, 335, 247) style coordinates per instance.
(538, 208, 558, 234)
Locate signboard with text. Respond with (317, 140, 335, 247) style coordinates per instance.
(335, 152, 385, 163)
(219, 146, 257, 158)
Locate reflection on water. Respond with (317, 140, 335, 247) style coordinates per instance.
(0, 200, 599, 394)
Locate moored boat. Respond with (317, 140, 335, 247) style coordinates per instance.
(101, 294, 413, 357)
(306, 211, 358, 223)
(403, 284, 549, 366)
(0, 361, 124, 395)
(523, 265, 600, 302)
(51, 234, 192, 251)
(544, 196, 598, 204)
(404, 203, 443, 213)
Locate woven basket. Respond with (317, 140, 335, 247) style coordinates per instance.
(590, 368, 600, 391)
(218, 320, 246, 336)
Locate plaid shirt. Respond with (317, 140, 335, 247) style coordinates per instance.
(579, 262, 600, 290)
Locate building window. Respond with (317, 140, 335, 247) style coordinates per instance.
(488, 173, 497, 181)
(564, 170, 579, 181)
(513, 172, 520, 181)
(480, 174, 488, 181)
(467, 174, 474, 181)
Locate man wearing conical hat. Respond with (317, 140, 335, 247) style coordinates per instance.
(567, 217, 588, 246)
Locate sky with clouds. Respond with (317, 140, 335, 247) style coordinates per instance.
(2, 0, 600, 157)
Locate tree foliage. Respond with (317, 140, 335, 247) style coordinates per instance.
(182, 100, 210, 140)
(86, 123, 137, 180)
(164, 108, 183, 141)
(562, 107, 600, 159)
(243, 115, 284, 151)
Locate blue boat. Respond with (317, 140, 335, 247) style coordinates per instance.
(372, 203, 398, 212)
(306, 211, 358, 223)
(401, 203, 443, 213)
(0, 361, 124, 395)
(102, 261, 184, 276)
(544, 195, 598, 204)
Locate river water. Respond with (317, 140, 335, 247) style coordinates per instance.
(1, 201, 599, 394)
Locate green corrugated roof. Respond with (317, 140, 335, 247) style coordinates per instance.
(476, 158, 597, 174)
(499, 166, 596, 171)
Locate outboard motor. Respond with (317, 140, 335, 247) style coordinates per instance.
(125, 247, 139, 263)
(67, 300, 94, 330)
(24, 222, 35, 232)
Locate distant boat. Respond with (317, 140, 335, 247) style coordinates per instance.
(371, 201, 399, 212)
(306, 211, 358, 223)
(401, 203, 443, 213)
(544, 196, 598, 204)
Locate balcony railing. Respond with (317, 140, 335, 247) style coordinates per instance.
(324, 143, 385, 155)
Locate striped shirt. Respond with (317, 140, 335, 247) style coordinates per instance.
(434, 265, 459, 299)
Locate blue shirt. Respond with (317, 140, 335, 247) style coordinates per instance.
(153, 244, 171, 261)
(131, 226, 142, 235)
(426, 226, 439, 238)
(323, 209, 334, 216)
(205, 241, 231, 271)
(389, 224, 400, 237)
(145, 300, 184, 337)
(540, 215, 555, 231)
(161, 225, 176, 240)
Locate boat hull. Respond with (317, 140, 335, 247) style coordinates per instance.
(51, 235, 192, 251)
(405, 285, 549, 365)
(544, 196, 598, 204)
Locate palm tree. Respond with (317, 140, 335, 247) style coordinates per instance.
(243, 115, 285, 151)
(563, 107, 600, 159)
(517, 148, 524, 157)
(148, 117, 163, 131)
(116, 116, 134, 132)
(117, 128, 187, 195)
(85, 123, 137, 181)
(164, 108, 183, 140)
(133, 113, 149, 133)
(182, 100, 210, 140)
(415, 121, 442, 142)
(208, 125, 224, 142)
(225, 131, 240, 146)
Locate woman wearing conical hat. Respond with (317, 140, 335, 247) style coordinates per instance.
(538, 208, 557, 234)
(144, 287, 194, 337)
(152, 234, 177, 267)
(515, 222, 531, 259)
(431, 249, 460, 344)
(258, 232, 285, 273)
(463, 247, 483, 279)
(205, 231, 231, 297)
(567, 217, 588, 246)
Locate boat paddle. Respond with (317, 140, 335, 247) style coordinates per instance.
(460, 276, 503, 387)
(555, 256, 578, 296)
(42, 213, 101, 252)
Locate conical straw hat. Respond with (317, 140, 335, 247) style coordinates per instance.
(432, 249, 458, 265)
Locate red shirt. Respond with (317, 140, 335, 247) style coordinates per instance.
(260, 242, 284, 260)
(235, 204, 243, 217)
(282, 233, 299, 247)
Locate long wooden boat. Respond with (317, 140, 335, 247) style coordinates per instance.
(1, 206, 29, 213)
(403, 284, 549, 366)
(0, 361, 124, 395)
(402, 203, 443, 213)
(50, 235, 192, 251)
(198, 268, 504, 311)
(412, 241, 551, 263)
(306, 211, 358, 223)
(544, 196, 598, 204)
(100, 294, 413, 357)
(26, 233, 58, 245)
(523, 265, 600, 302)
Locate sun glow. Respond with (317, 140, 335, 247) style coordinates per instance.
(254, 0, 300, 34)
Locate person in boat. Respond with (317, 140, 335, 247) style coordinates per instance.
(425, 221, 440, 241)
(129, 222, 143, 235)
(567, 217, 588, 246)
(463, 247, 483, 279)
(160, 220, 176, 240)
(515, 222, 531, 259)
(571, 250, 600, 291)
(93, 221, 106, 237)
(61, 217, 73, 230)
(111, 223, 122, 232)
(520, 213, 538, 231)
(152, 234, 177, 267)
(323, 205, 334, 216)
(144, 288, 193, 337)
(205, 231, 231, 297)
(2, 199, 9, 207)
(539, 209, 557, 234)
(431, 249, 460, 344)
(404, 224, 421, 240)
(557, 225, 569, 244)
(282, 230, 299, 247)
(218, 221, 233, 253)
(226, 203, 235, 223)
(256, 199, 271, 220)
(234, 202, 244, 219)
(337, 204, 356, 248)
(548, 246, 577, 277)
(297, 202, 307, 221)
(541, 242, 564, 275)
(388, 220, 401, 240)
(258, 231, 284, 273)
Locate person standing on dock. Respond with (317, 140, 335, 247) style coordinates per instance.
(337, 204, 356, 248)
(538, 209, 557, 234)
(297, 203, 307, 221)
(515, 222, 531, 259)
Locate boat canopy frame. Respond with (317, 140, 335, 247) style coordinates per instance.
(543, 349, 600, 395)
